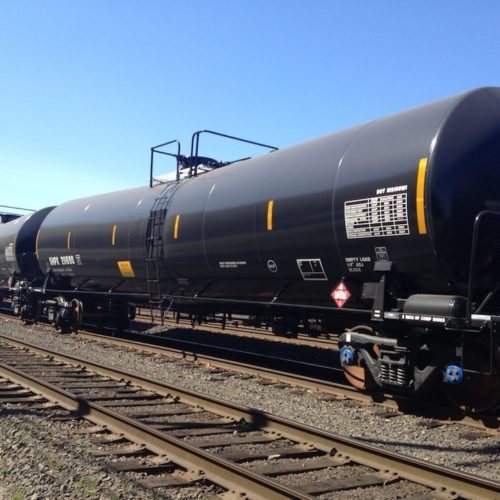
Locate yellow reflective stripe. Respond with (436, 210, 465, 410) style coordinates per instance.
(35, 230, 40, 256)
(112, 224, 117, 246)
(67, 231, 72, 250)
(267, 200, 274, 231)
(117, 260, 135, 278)
(416, 157, 428, 235)
(173, 214, 180, 239)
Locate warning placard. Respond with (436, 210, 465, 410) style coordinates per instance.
(331, 281, 351, 308)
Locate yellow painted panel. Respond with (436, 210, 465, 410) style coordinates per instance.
(173, 214, 180, 239)
(267, 200, 274, 231)
(416, 157, 428, 234)
(35, 230, 40, 256)
(112, 224, 117, 246)
(117, 260, 135, 278)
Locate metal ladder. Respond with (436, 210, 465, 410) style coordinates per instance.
(145, 188, 172, 323)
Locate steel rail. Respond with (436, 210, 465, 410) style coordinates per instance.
(0, 360, 303, 499)
(0, 308, 341, 379)
(79, 330, 350, 393)
(0, 311, 498, 430)
(1, 334, 499, 499)
(135, 311, 339, 350)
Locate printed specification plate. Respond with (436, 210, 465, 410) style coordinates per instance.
(344, 193, 409, 239)
(297, 258, 328, 280)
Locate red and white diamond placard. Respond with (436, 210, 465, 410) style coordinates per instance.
(331, 280, 351, 308)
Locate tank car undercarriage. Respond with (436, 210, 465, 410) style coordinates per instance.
(4, 275, 500, 414)
(4, 279, 135, 334)
(339, 318, 500, 414)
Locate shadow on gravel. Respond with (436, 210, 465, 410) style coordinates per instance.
(354, 435, 500, 456)
(0, 406, 54, 418)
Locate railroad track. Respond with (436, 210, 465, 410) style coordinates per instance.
(0, 333, 499, 499)
(134, 309, 340, 350)
(81, 326, 500, 432)
(1, 309, 499, 432)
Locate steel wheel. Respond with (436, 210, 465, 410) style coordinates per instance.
(341, 325, 380, 391)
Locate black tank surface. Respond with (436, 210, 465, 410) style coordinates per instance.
(334, 87, 500, 295)
(34, 87, 500, 310)
(0, 207, 55, 282)
(35, 184, 176, 293)
(161, 87, 500, 306)
(162, 125, 368, 305)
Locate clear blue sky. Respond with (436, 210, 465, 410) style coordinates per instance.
(2, 0, 500, 212)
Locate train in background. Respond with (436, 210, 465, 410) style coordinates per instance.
(1, 87, 500, 412)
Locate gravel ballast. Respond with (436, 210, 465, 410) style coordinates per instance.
(0, 318, 499, 498)
(0, 403, 221, 499)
